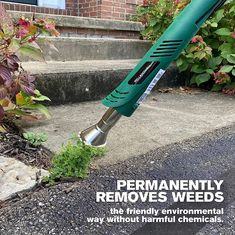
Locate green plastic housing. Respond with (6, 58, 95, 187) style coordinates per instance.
(102, 0, 226, 117)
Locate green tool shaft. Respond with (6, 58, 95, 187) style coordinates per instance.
(102, 0, 226, 117)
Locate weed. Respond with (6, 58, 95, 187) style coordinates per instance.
(23, 132, 48, 146)
(43, 135, 106, 184)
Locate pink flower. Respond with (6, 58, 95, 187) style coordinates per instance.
(44, 22, 54, 30)
(232, 32, 235, 39)
(16, 27, 28, 38)
(213, 72, 230, 85)
(223, 88, 235, 96)
(18, 17, 30, 27)
(16, 17, 30, 38)
(191, 37, 198, 43)
(191, 36, 203, 44)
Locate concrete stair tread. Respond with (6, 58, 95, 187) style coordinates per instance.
(22, 59, 139, 75)
(9, 11, 144, 32)
(52, 37, 149, 41)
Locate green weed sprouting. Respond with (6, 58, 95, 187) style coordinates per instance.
(23, 132, 48, 147)
(43, 135, 106, 184)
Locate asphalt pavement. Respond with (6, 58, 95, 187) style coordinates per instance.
(0, 125, 234, 235)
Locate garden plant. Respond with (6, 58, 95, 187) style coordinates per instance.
(134, 0, 235, 95)
(0, 4, 59, 132)
(44, 135, 106, 184)
(23, 131, 48, 147)
(0, 5, 107, 182)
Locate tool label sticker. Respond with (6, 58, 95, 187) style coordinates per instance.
(137, 69, 165, 104)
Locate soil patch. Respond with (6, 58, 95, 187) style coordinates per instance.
(0, 122, 53, 170)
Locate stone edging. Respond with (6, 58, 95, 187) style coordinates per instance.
(0, 155, 49, 202)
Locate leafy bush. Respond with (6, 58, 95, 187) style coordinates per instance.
(134, 0, 235, 95)
(177, 1, 235, 94)
(23, 131, 48, 146)
(133, 0, 189, 40)
(0, 4, 59, 130)
(44, 136, 106, 184)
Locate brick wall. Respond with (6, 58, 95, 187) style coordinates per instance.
(78, 0, 101, 18)
(79, 0, 144, 20)
(66, 0, 79, 16)
(1, 0, 143, 20)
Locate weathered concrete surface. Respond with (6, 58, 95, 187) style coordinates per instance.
(0, 156, 49, 201)
(9, 11, 144, 32)
(34, 38, 151, 61)
(22, 90, 235, 166)
(22, 60, 183, 105)
(22, 59, 139, 74)
(23, 60, 137, 105)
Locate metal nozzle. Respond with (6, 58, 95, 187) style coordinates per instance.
(79, 108, 122, 147)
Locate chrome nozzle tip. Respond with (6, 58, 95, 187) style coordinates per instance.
(79, 108, 122, 148)
(79, 125, 107, 147)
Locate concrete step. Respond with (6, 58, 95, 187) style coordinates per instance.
(9, 11, 145, 39)
(22, 37, 151, 62)
(23, 60, 183, 105)
(21, 90, 235, 167)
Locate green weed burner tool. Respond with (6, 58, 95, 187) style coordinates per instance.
(80, 0, 226, 147)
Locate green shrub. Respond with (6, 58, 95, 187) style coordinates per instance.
(134, 0, 235, 95)
(177, 1, 235, 94)
(133, 0, 189, 40)
(0, 4, 59, 131)
(44, 136, 106, 184)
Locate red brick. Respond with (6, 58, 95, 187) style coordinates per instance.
(114, 7, 125, 13)
(101, 6, 113, 11)
(15, 4, 20, 11)
(86, 0, 141, 20)
(3, 3, 10, 10)
(9, 3, 15, 11)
